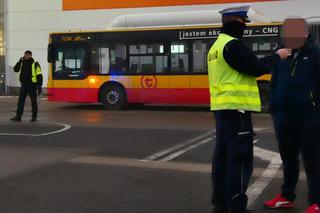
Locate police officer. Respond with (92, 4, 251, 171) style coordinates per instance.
(208, 6, 291, 213)
(11, 50, 43, 122)
(265, 18, 320, 213)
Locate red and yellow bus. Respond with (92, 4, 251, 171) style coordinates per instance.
(47, 22, 281, 110)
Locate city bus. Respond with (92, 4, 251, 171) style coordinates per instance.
(47, 22, 282, 110)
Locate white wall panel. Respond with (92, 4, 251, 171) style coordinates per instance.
(7, 0, 61, 12)
(7, 31, 49, 49)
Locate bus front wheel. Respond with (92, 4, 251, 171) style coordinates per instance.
(100, 84, 127, 110)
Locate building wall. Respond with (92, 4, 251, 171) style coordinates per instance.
(5, 0, 320, 88)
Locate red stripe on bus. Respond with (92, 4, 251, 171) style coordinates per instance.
(127, 88, 210, 104)
(47, 88, 99, 103)
(47, 88, 210, 104)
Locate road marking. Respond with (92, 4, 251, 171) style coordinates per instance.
(145, 128, 265, 162)
(247, 146, 282, 207)
(254, 128, 268, 132)
(70, 156, 306, 180)
(143, 131, 214, 161)
(159, 137, 213, 162)
(142, 127, 281, 207)
(0, 96, 16, 99)
(0, 122, 71, 137)
(0, 96, 47, 101)
(71, 156, 211, 173)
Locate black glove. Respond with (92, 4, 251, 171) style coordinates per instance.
(37, 86, 42, 96)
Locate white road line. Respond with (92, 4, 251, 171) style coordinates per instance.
(142, 127, 280, 207)
(0, 122, 71, 137)
(145, 129, 263, 162)
(38, 122, 71, 136)
(248, 146, 282, 207)
(69, 156, 306, 179)
(253, 128, 268, 132)
(160, 137, 213, 162)
(143, 131, 214, 161)
(0, 96, 47, 101)
(0, 96, 16, 99)
(253, 138, 260, 144)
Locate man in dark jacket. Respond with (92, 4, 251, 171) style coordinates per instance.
(11, 50, 43, 122)
(265, 18, 320, 213)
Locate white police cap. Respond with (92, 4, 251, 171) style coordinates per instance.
(219, 5, 251, 22)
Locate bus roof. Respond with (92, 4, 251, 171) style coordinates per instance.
(49, 21, 282, 36)
(107, 9, 268, 29)
(49, 9, 283, 35)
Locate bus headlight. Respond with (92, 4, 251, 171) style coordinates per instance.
(89, 77, 98, 84)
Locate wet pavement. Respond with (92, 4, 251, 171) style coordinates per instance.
(0, 97, 312, 213)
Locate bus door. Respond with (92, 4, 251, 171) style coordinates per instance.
(169, 42, 191, 104)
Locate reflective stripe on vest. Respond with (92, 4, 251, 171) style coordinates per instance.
(207, 33, 261, 112)
(19, 62, 42, 83)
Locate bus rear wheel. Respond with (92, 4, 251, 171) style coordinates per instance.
(100, 84, 127, 110)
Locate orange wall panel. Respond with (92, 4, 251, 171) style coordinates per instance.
(63, 0, 279, 11)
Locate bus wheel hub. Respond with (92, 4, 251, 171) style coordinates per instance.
(106, 91, 120, 105)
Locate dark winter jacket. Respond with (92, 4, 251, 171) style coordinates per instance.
(13, 58, 43, 86)
(270, 37, 320, 114)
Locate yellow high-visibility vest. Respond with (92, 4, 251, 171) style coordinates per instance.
(207, 33, 261, 112)
(19, 62, 42, 83)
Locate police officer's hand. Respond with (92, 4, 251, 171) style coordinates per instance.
(276, 48, 292, 60)
(37, 86, 42, 96)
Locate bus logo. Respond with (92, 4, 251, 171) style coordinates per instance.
(140, 76, 158, 89)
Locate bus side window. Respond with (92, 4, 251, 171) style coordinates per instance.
(192, 40, 207, 73)
(170, 42, 189, 73)
(128, 43, 167, 74)
(91, 46, 110, 75)
(110, 44, 127, 74)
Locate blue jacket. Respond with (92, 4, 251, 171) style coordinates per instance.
(270, 38, 320, 114)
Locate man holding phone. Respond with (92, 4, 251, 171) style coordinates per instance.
(265, 18, 320, 213)
(11, 50, 43, 122)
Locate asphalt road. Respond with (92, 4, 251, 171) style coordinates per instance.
(0, 97, 312, 213)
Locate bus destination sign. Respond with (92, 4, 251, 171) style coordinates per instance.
(59, 35, 92, 42)
(179, 25, 280, 40)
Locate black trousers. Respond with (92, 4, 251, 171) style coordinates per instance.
(212, 110, 254, 209)
(16, 84, 38, 118)
(273, 112, 320, 206)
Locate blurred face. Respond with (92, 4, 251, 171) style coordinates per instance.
(24, 52, 32, 60)
(282, 18, 309, 49)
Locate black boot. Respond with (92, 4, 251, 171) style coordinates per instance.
(30, 117, 37, 122)
(228, 194, 249, 213)
(10, 115, 21, 122)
